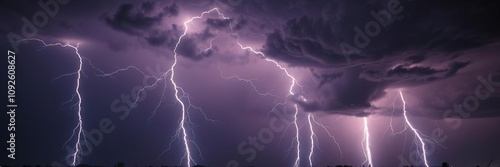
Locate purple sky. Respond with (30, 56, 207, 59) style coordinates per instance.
(1, 0, 500, 166)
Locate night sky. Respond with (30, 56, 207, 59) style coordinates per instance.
(1, 0, 500, 166)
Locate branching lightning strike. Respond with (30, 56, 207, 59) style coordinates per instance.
(19, 38, 86, 166)
(399, 91, 429, 167)
(231, 29, 307, 167)
(168, 8, 230, 166)
(101, 9, 227, 166)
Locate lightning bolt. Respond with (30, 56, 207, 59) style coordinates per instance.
(232, 35, 305, 166)
(167, 8, 232, 166)
(292, 105, 301, 167)
(231, 32, 306, 167)
(307, 114, 315, 167)
(98, 9, 226, 166)
(399, 91, 429, 167)
(362, 117, 373, 167)
(18, 38, 86, 166)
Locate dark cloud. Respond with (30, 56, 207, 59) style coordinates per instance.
(232, 16, 248, 30)
(205, 18, 231, 30)
(56, 20, 74, 30)
(141, 1, 156, 14)
(102, 2, 224, 60)
(104, 3, 164, 35)
(405, 55, 426, 64)
(295, 69, 388, 116)
(104, 2, 181, 49)
(162, 30, 219, 59)
(359, 61, 472, 82)
(145, 28, 177, 47)
(311, 69, 343, 88)
(386, 65, 445, 78)
(262, 30, 333, 67)
(304, 59, 475, 116)
(261, 0, 500, 66)
(254, 0, 500, 116)
(163, 3, 179, 17)
(103, 2, 179, 34)
(199, 27, 217, 41)
(408, 71, 500, 119)
(175, 28, 219, 60)
(444, 61, 472, 77)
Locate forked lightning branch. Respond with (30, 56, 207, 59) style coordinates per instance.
(7, 50, 17, 160)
